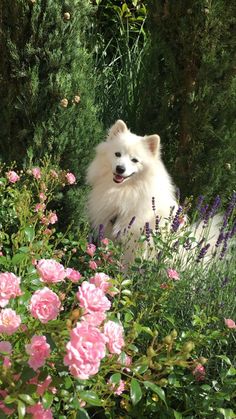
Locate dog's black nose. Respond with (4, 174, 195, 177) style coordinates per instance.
(116, 165, 125, 174)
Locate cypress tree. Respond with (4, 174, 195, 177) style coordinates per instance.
(137, 0, 236, 202)
(0, 0, 102, 226)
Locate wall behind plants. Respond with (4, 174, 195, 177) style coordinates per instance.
(0, 0, 103, 228)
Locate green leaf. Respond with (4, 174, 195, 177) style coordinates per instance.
(21, 366, 37, 381)
(4, 396, 16, 404)
(216, 355, 232, 365)
(217, 408, 236, 419)
(173, 410, 183, 419)
(11, 252, 27, 265)
(79, 391, 102, 406)
(133, 364, 148, 374)
(109, 373, 121, 385)
(24, 226, 35, 242)
(144, 381, 167, 406)
(17, 400, 26, 418)
(130, 378, 142, 406)
(76, 409, 90, 419)
(42, 392, 54, 409)
(19, 394, 35, 405)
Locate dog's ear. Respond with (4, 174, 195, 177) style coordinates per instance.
(145, 134, 160, 155)
(108, 120, 127, 139)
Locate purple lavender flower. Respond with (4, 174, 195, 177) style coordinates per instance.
(221, 276, 229, 287)
(219, 232, 230, 260)
(222, 192, 236, 229)
(171, 206, 183, 232)
(204, 195, 221, 225)
(229, 219, 236, 238)
(215, 231, 224, 248)
(183, 238, 192, 250)
(98, 224, 104, 242)
(152, 197, 156, 212)
(145, 222, 151, 242)
(155, 215, 160, 233)
(196, 195, 205, 212)
(128, 216, 136, 229)
(196, 243, 210, 262)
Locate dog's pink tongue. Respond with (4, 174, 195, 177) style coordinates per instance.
(114, 174, 124, 183)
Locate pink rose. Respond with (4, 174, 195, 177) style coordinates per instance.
(29, 287, 61, 323)
(82, 311, 106, 326)
(26, 335, 51, 371)
(77, 281, 111, 314)
(65, 268, 82, 283)
(224, 318, 236, 329)
(65, 172, 76, 185)
(90, 272, 115, 296)
(64, 322, 106, 379)
(104, 320, 125, 354)
(48, 211, 58, 225)
(32, 167, 41, 180)
(101, 238, 109, 246)
(6, 170, 20, 183)
(36, 259, 66, 283)
(192, 364, 206, 381)
(167, 268, 180, 280)
(89, 260, 97, 270)
(108, 378, 125, 395)
(39, 192, 47, 201)
(0, 341, 12, 354)
(34, 203, 46, 212)
(86, 243, 96, 257)
(27, 402, 53, 419)
(0, 308, 21, 335)
(0, 272, 22, 307)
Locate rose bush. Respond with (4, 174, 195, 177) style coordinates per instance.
(0, 164, 235, 418)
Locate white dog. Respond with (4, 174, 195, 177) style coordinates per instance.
(87, 120, 178, 261)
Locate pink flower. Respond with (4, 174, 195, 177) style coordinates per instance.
(82, 311, 106, 326)
(26, 335, 51, 371)
(0, 308, 21, 335)
(118, 353, 132, 369)
(101, 238, 109, 246)
(90, 272, 116, 296)
(65, 268, 82, 283)
(3, 356, 11, 368)
(29, 287, 61, 323)
(36, 259, 66, 283)
(86, 243, 96, 257)
(104, 321, 125, 354)
(39, 192, 47, 201)
(36, 375, 56, 396)
(89, 260, 98, 270)
(6, 170, 20, 183)
(27, 402, 53, 419)
(192, 364, 206, 381)
(65, 172, 76, 185)
(0, 341, 12, 354)
(50, 169, 58, 179)
(77, 281, 111, 314)
(108, 378, 125, 395)
(64, 322, 106, 379)
(48, 211, 58, 225)
(224, 318, 236, 329)
(167, 268, 180, 280)
(0, 272, 22, 307)
(34, 203, 46, 212)
(32, 167, 41, 180)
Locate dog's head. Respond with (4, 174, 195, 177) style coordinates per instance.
(106, 120, 161, 184)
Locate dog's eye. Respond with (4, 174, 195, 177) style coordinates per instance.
(115, 152, 121, 157)
(131, 158, 139, 163)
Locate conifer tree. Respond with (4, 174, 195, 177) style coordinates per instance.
(137, 0, 236, 202)
(0, 0, 102, 226)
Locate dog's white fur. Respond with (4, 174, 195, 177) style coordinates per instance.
(87, 120, 178, 255)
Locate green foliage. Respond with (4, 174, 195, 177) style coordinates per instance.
(136, 0, 236, 202)
(91, 0, 149, 128)
(0, 0, 103, 227)
(0, 164, 235, 417)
